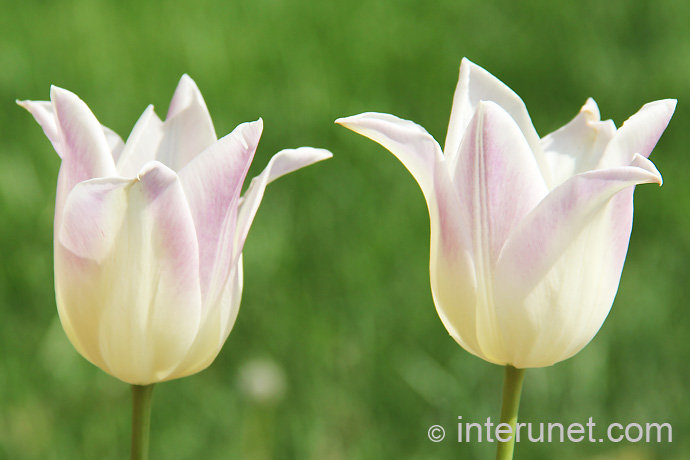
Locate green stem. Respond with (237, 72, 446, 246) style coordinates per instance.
(494, 365, 526, 460)
(131, 384, 155, 460)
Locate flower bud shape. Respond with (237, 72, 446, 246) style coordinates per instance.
(337, 59, 675, 368)
(19, 76, 331, 384)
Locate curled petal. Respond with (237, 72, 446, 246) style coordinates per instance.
(17, 100, 62, 156)
(56, 162, 202, 384)
(493, 161, 662, 367)
(336, 112, 480, 359)
(58, 177, 130, 263)
(335, 112, 443, 207)
(235, 146, 332, 257)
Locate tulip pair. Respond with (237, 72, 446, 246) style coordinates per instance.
(21, 60, 675, 460)
(21, 61, 675, 381)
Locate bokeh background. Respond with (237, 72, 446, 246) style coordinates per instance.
(1, 0, 688, 459)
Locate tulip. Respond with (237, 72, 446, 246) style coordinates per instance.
(336, 58, 675, 369)
(19, 76, 332, 385)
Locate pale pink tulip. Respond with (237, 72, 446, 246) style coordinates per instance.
(337, 59, 675, 368)
(20, 76, 331, 384)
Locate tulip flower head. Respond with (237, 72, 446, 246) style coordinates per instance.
(20, 76, 331, 384)
(337, 59, 675, 368)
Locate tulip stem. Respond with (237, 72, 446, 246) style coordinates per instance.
(494, 365, 526, 460)
(131, 384, 155, 460)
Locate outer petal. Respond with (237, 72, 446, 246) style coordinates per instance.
(444, 58, 551, 186)
(493, 157, 662, 368)
(116, 105, 164, 177)
(336, 113, 480, 358)
(19, 98, 125, 162)
(56, 162, 202, 384)
(17, 100, 62, 156)
(50, 86, 117, 191)
(335, 113, 442, 206)
(170, 256, 244, 380)
(541, 98, 616, 187)
(453, 101, 548, 363)
(235, 146, 332, 257)
(156, 74, 217, 171)
(178, 120, 262, 309)
(598, 99, 676, 168)
(171, 144, 331, 380)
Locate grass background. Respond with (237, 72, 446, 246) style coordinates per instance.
(1, 0, 689, 458)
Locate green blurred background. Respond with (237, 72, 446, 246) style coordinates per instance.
(1, 0, 688, 459)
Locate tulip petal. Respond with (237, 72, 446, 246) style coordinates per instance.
(157, 74, 217, 171)
(58, 177, 130, 263)
(336, 112, 443, 206)
(17, 100, 62, 156)
(170, 256, 244, 380)
(56, 162, 202, 384)
(599, 99, 676, 168)
(336, 112, 482, 359)
(427, 157, 482, 359)
(19, 98, 126, 163)
(103, 125, 125, 164)
(235, 146, 333, 256)
(452, 101, 548, 362)
(116, 105, 164, 177)
(178, 119, 262, 309)
(541, 98, 617, 187)
(494, 161, 662, 367)
(444, 58, 551, 186)
(50, 86, 117, 191)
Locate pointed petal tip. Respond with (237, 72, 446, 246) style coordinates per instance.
(641, 98, 677, 117)
(16, 98, 44, 116)
(335, 114, 361, 126)
(581, 98, 601, 120)
(177, 73, 197, 88)
(136, 160, 179, 185)
(49, 85, 85, 109)
(292, 146, 333, 161)
(631, 153, 663, 185)
(49, 84, 70, 100)
(273, 146, 333, 165)
(459, 56, 476, 68)
(662, 98, 678, 117)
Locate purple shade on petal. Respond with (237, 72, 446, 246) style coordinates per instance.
(20, 75, 332, 384)
(454, 101, 548, 267)
(336, 58, 675, 368)
(178, 119, 262, 306)
(51, 86, 117, 193)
